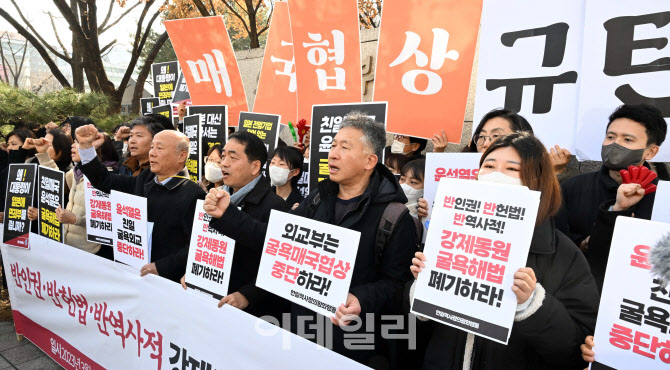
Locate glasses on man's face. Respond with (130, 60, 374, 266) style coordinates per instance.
(474, 133, 503, 146)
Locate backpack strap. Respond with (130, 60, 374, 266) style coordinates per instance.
(376, 202, 414, 265)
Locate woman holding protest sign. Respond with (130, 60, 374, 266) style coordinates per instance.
(410, 132, 599, 369)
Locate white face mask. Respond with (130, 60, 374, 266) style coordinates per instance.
(478, 171, 523, 186)
(269, 166, 291, 187)
(391, 140, 407, 154)
(204, 162, 224, 183)
(401, 183, 423, 205)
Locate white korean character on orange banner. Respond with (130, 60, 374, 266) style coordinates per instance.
(186, 49, 232, 97)
(270, 40, 297, 93)
(303, 31, 346, 90)
(389, 29, 460, 95)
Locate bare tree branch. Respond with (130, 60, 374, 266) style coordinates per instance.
(222, 0, 251, 34)
(0, 8, 71, 87)
(131, 31, 168, 114)
(119, 1, 162, 96)
(99, 1, 142, 34)
(258, 0, 273, 36)
(100, 39, 116, 54)
(98, 0, 114, 31)
(15, 40, 28, 86)
(190, 0, 211, 17)
(9, 0, 71, 62)
(46, 11, 71, 59)
(0, 33, 10, 83)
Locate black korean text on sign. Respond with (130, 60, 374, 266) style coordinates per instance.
(172, 72, 190, 104)
(37, 166, 64, 243)
(309, 103, 387, 192)
(140, 97, 159, 116)
(486, 23, 577, 114)
(151, 104, 173, 126)
(603, 11, 670, 115)
(3, 164, 37, 248)
(188, 105, 227, 176)
(183, 115, 201, 182)
(152, 61, 179, 105)
(238, 112, 280, 175)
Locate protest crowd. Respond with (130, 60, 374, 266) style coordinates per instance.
(0, 101, 665, 369)
(1, 1, 669, 369)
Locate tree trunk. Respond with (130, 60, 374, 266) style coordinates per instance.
(246, 0, 259, 48)
(130, 32, 169, 114)
(70, 0, 84, 91)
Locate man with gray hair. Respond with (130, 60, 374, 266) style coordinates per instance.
(203, 112, 417, 365)
(75, 124, 206, 282)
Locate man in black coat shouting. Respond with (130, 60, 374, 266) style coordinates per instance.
(75, 124, 206, 282)
(203, 112, 417, 366)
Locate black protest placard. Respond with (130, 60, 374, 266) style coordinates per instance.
(140, 97, 159, 116)
(151, 104, 173, 123)
(187, 105, 227, 175)
(183, 115, 201, 182)
(172, 72, 190, 104)
(309, 102, 388, 192)
(3, 164, 37, 248)
(238, 112, 280, 155)
(151, 61, 179, 105)
(37, 166, 64, 243)
(295, 161, 309, 199)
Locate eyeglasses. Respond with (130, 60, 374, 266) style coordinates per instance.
(474, 133, 504, 146)
(205, 157, 222, 167)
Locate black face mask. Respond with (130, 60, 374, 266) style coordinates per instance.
(601, 142, 646, 171)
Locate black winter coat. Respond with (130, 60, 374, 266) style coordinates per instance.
(210, 164, 418, 365)
(80, 157, 205, 282)
(555, 165, 656, 245)
(422, 220, 599, 370)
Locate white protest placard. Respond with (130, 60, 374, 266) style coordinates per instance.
(423, 153, 482, 233)
(411, 178, 540, 344)
(111, 190, 149, 270)
(576, 1, 670, 161)
(185, 200, 235, 299)
(651, 180, 670, 224)
(83, 177, 113, 245)
(591, 217, 670, 369)
(473, 0, 585, 152)
(256, 210, 360, 318)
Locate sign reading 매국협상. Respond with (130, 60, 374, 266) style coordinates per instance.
(3, 164, 36, 248)
(184, 199, 235, 300)
(256, 210, 360, 318)
(37, 166, 64, 243)
(288, 0, 362, 126)
(111, 190, 149, 270)
(1, 231, 368, 370)
(591, 217, 670, 369)
(308, 102, 387, 194)
(373, 0, 482, 141)
(164, 16, 248, 127)
(412, 178, 540, 344)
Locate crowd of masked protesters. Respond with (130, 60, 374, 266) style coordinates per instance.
(0, 102, 665, 370)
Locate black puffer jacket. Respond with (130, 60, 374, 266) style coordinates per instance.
(422, 220, 599, 370)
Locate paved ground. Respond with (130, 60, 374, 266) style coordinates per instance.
(0, 320, 60, 369)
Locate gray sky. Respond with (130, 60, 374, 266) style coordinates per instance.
(0, 0, 167, 65)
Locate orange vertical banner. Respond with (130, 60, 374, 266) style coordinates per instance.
(373, 0, 482, 140)
(253, 1, 297, 125)
(164, 16, 248, 126)
(288, 0, 362, 125)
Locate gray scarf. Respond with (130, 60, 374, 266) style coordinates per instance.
(224, 175, 262, 206)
